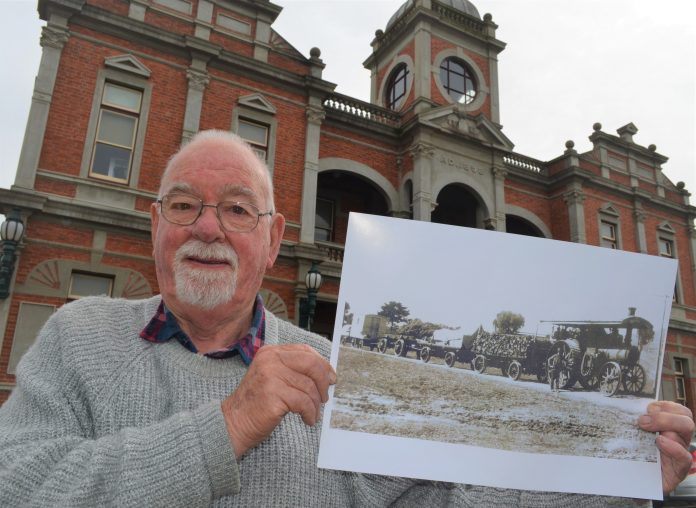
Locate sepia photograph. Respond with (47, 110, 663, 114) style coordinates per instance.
(318, 213, 678, 499)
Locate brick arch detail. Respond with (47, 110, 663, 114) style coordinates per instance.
(318, 157, 400, 213)
(505, 205, 552, 238)
(431, 175, 493, 219)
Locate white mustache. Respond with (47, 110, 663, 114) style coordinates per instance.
(175, 240, 239, 267)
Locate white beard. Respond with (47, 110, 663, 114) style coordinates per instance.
(173, 240, 239, 310)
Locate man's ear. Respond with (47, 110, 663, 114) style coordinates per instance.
(266, 213, 286, 269)
(150, 201, 160, 256)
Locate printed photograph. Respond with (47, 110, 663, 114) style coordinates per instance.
(319, 213, 678, 499)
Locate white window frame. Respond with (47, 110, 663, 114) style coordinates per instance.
(656, 222, 682, 303)
(314, 197, 335, 242)
(674, 357, 689, 407)
(597, 204, 621, 249)
(232, 94, 277, 176)
(68, 271, 115, 300)
(80, 55, 152, 189)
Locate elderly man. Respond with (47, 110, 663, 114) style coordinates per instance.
(0, 130, 693, 506)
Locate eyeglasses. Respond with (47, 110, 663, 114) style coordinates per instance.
(157, 193, 273, 233)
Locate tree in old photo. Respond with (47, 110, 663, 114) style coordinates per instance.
(493, 311, 525, 334)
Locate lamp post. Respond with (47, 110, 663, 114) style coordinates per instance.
(301, 262, 323, 331)
(0, 209, 26, 300)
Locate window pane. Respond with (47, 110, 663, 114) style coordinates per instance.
(676, 378, 686, 399)
(315, 199, 333, 229)
(103, 83, 142, 112)
(314, 228, 331, 242)
(70, 273, 113, 298)
(239, 120, 268, 146)
(98, 110, 137, 148)
(91, 143, 132, 180)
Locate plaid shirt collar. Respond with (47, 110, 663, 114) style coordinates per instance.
(139, 294, 265, 365)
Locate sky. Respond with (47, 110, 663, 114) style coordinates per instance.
(2, 0, 694, 202)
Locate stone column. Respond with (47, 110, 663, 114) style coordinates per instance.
(688, 224, 696, 289)
(181, 62, 209, 143)
(128, 0, 148, 21)
(254, 19, 271, 62)
(194, 0, 214, 39)
(15, 23, 69, 189)
(492, 166, 507, 232)
(633, 205, 648, 254)
(563, 187, 586, 243)
(410, 142, 435, 222)
(299, 100, 325, 244)
(413, 26, 431, 111)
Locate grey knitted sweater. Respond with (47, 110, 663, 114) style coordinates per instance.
(0, 296, 643, 507)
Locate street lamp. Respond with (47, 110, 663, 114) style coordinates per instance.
(300, 262, 323, 331)
(0, 209, 26, 299)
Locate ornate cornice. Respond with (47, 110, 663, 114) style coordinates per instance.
(409, 142, 435, 159)
(186, 69, 210, 91)
(40, 25, 70, 49)
(305, 106, 325, 125)
(563, 189, 586, 206)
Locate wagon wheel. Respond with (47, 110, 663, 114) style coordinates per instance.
(444, 352, 456, 368)
(507, 360, 521, 381)
(421, 347, 431, 363)
(622, 364, 646, 394)
(377, 339, 387, 354)
(473, 354, 486, 374)
(536, 361, 548, 383)
(579, 352, 599, 390)
(550, 341, 580, 389)
(599, 361, 622, 396)
(394, 339, 408, 357)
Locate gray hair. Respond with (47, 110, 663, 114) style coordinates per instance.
(159, 129, 275, 212)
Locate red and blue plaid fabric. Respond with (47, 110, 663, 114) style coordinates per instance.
(139, 294, 265, 365)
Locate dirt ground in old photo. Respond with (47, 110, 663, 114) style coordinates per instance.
(331, 346, 657, 462)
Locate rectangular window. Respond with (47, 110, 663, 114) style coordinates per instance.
(89, 83, 142, 184)
(68, 272, 114, 300)
(238, 119, 269, 161)
(314, 198, 334, 242)
(674, 358, 689, 407)
(659, 238, 674, 258)
(659, 238, 678, 302)
(600, 221, 617, 249)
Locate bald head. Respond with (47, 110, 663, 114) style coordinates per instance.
(159, 130, 275, 212)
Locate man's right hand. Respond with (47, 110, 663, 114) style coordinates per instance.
(221, 344, 337, 458)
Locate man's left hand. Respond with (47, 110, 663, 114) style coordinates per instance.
(638, 400, 695, 493)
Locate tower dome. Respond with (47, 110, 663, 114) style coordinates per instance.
(386, 0, 481, 30)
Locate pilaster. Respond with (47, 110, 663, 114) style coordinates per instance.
(15, 23, 70, 189)
(492, 166, 507, 231)
(563, 186, 586, 243)
(633, 203, 648, 253)
(410, 142, 435, 222)
(181, 62, 210, 143)
(689, 224, 696, 290)
(299, 100, 325, 244)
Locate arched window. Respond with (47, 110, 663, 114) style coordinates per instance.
(439, 57, 477, 104)
(385, 64, 409, 110)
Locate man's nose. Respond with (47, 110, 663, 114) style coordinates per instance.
(192, 204, 225, 242)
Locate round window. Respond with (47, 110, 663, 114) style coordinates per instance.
(439, 57, 477, 104)
(385, 63, 410, 111)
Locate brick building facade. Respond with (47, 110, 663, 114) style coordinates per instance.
(0, 0, 694, 412)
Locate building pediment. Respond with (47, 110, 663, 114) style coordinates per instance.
(419, 107, 514, 151)
(104, 54, 151, 78)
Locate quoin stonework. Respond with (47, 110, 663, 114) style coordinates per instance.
(0, 0, 694, 410)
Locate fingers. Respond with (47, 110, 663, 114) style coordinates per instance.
(221, 344, 336, 458)
(656, 434, 693, 493)
(639, 401, 695, 448)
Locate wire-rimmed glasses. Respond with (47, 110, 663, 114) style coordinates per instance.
(157, 193, 273, 233)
